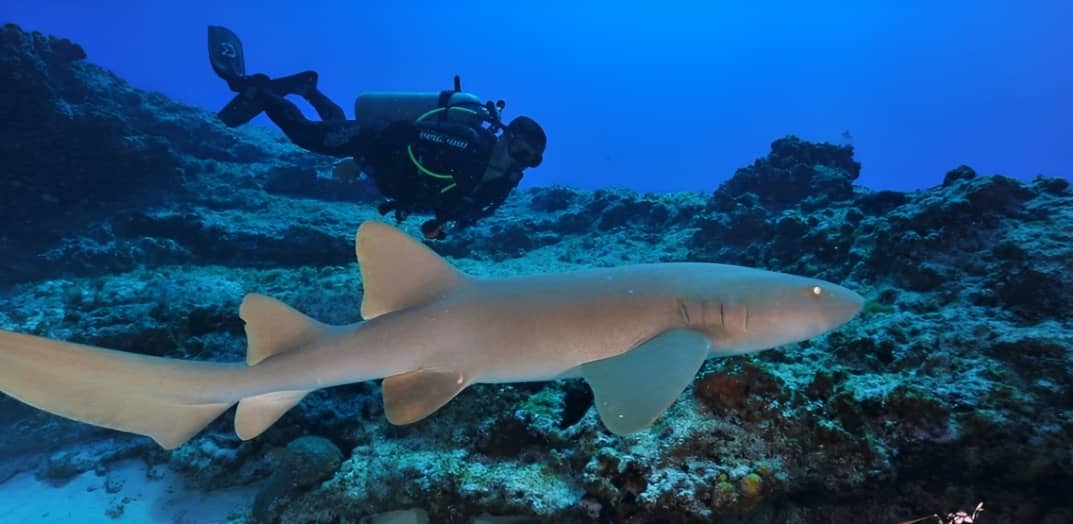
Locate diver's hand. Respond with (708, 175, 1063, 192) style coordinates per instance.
(421, 219, 447, 240)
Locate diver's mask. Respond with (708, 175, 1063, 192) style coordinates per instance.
(504, 116, 546, 168)
(508, 138, 543, 168)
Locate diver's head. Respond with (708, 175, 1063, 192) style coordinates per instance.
(504, 116, 546, 168)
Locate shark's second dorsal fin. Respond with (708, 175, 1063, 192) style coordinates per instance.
(235, 294, 334, 440)
(355, 221, 465, 319)
(240, 293, 330, 365)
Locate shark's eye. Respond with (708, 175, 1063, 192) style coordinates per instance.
(811, 285, 823, 296)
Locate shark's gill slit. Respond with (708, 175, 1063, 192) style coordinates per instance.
(720, 303, 725, 328)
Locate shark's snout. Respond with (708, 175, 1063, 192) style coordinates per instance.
(835, 286, 866, 323)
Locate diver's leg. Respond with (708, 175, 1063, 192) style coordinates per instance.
(306, 89, 347, 122)
(257, 87, 370, 157)
(218, 73, 367, 156)
(218, 84, 265, 127)
(269, 71, 347, 122)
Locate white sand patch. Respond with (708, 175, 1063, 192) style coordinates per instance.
(0, 459, 259, 524)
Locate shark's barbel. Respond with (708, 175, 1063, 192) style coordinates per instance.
(0, 221, 863, 448)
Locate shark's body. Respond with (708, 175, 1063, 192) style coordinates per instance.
(0, 221, 863, 449)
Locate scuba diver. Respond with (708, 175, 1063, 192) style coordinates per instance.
(207, 25, 546, 240)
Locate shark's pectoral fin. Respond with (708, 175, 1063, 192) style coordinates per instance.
(235, 390, 310, 440)
(382, 369, 468, 425)
(581, 328, 711, 435)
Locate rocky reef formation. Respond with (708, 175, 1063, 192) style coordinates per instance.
(0, 23, 379, 287)
(1, 23, 1071, 524)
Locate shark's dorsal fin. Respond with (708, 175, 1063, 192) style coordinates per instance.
(581, 328, 711, 435)
(355, 221, 465, 319)
(381, 368, 468, 425)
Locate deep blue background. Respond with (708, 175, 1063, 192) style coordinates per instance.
(6, 1, 1071, 193)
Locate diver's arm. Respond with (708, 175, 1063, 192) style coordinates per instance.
(449, 174, 521, 229)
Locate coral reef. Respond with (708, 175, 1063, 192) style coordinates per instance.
(252, 436, 343, 523)
(1, 23, 1071, 524)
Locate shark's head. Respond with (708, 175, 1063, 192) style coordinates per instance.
(682, 266, 864, 354)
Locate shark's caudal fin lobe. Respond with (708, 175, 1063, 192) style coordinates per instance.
(355, 221, 467, 319)
(581, 328, 712, 435)
(235, 293, 331, 440)
(382, 369, 468, 425)
(0, 329, 233, 449)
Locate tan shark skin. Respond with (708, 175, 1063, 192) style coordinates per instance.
(0, 221, 864, 449)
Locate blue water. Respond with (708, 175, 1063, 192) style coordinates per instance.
(7, 1, 1072, 193)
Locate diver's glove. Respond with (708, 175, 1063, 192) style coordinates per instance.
(421, 219, 447, 240)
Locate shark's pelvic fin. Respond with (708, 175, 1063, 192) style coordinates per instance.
(234, 293, 331, 440)
(581, 328, 712, 435)
(381, 368, 468, 425)
(235, 390, 309, 440)
(355, 221, 467, 320)
(0, 330, 234, 449)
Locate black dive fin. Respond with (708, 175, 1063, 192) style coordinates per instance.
(269, 71, 318, 96)
(208, 25, 246, 82)
(218, 91, 263, 127)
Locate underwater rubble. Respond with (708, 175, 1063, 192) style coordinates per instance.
(1, 23, 1071, 524)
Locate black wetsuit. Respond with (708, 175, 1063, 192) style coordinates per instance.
(254, 85, 521, 229)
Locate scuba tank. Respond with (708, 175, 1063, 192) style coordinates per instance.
(354, 75, 505, 131)
(356, 91, 487, 129)
(356, 75, 512, 223)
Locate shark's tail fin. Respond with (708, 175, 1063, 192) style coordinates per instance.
(233, 293, 333, 440)
(0, 294, 341, 449)
(0, 329, 236, 449)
